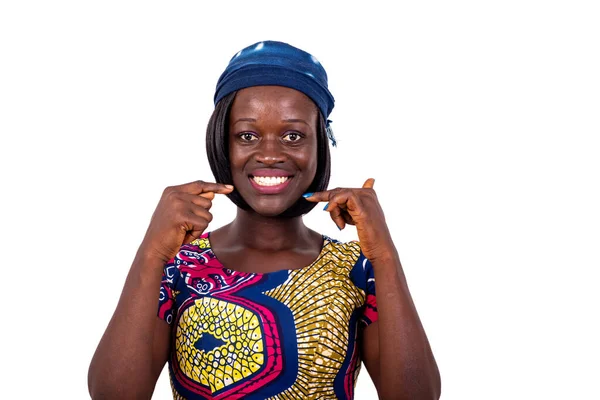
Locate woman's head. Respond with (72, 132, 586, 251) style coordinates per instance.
(206, 41, 334, 218)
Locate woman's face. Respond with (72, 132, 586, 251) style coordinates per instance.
(228, 85, 319, 217)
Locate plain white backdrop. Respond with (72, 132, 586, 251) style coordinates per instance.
(1, 1, 599, 399)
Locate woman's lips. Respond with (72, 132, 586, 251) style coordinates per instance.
(248, 176, 293, 194)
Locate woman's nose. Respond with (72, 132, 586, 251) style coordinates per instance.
(254, 137, 286, 165)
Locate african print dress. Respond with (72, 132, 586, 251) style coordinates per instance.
(157, 232, 378, 400)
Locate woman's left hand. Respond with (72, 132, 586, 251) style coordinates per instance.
(303, 178, 396, 262)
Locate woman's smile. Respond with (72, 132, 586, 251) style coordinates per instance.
(249, 168, 294, 193)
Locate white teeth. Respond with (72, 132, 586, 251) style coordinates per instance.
(252, 176, 289, 186)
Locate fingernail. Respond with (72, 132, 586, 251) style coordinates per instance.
(323, 203, 329, 211)
(302, 192, 314, 198)
(225, 184, 234, 189)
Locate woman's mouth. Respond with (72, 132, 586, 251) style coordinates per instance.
(248, 175, 293, 194)
(252, 176, 289, 186)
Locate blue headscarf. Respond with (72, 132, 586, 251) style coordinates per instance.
(214, 41, 337, 146)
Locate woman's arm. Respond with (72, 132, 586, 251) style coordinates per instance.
(87, 252, 172, 399)
(360, 249, 441, 400)
(88, 181, 234, 399)
(304, 178, 441, 400)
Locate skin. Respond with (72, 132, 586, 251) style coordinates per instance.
(87, 85, 441, 400)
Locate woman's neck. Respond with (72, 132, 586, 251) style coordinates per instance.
(220, 208, 314, 252)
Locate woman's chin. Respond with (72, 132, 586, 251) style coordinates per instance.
(247, 199, 299, 218)
(252, 207, 291, 218)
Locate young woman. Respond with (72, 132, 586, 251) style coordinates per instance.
(88, 40, 441, 400)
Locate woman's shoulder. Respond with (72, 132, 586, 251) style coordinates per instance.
(165, 232, 221, 271)
(319, 234, 375, 300)
(319, 234, 372, 274)
(322, 234, 365, 255)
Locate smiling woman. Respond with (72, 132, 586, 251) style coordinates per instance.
(207, 89, 331, 218)
(87, 40, 441, 400)
(227, 86, 320, 216)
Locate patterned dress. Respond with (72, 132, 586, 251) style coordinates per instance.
(158, 232, 378, 400)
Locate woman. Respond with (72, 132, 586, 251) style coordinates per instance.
(88, 40, 441, 400)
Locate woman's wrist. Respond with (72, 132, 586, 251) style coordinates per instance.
(368, 241, 400, 264)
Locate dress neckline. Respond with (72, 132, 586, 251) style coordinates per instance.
(204, 231, 330, 275)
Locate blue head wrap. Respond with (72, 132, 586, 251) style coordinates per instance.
(214, 40, 337, 146)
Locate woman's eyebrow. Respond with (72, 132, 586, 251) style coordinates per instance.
(282, 118, 309, 126)
(232, 117, 257, 125)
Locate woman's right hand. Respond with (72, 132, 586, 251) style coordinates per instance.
(138, 180, 234, 264)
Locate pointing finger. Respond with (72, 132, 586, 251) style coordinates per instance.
(177, 180, 235, 195)
(302, 190, 332, 202)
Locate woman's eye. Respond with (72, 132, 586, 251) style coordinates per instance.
(283, 132, 302, 142)
(240, 132, 257, 141)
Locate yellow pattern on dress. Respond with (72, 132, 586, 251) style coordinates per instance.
(175, 297, 265, 393)
(264, 240, 366, 400)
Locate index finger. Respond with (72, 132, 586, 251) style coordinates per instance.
(179, 180, 234, 195)
(301, 190, 335, 202)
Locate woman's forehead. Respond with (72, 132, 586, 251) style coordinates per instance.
(231, 86, 319, 120)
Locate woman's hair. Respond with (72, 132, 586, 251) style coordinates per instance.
(206, 91, 331, 218)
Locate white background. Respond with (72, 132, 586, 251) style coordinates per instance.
(1, 1, 599, 399)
